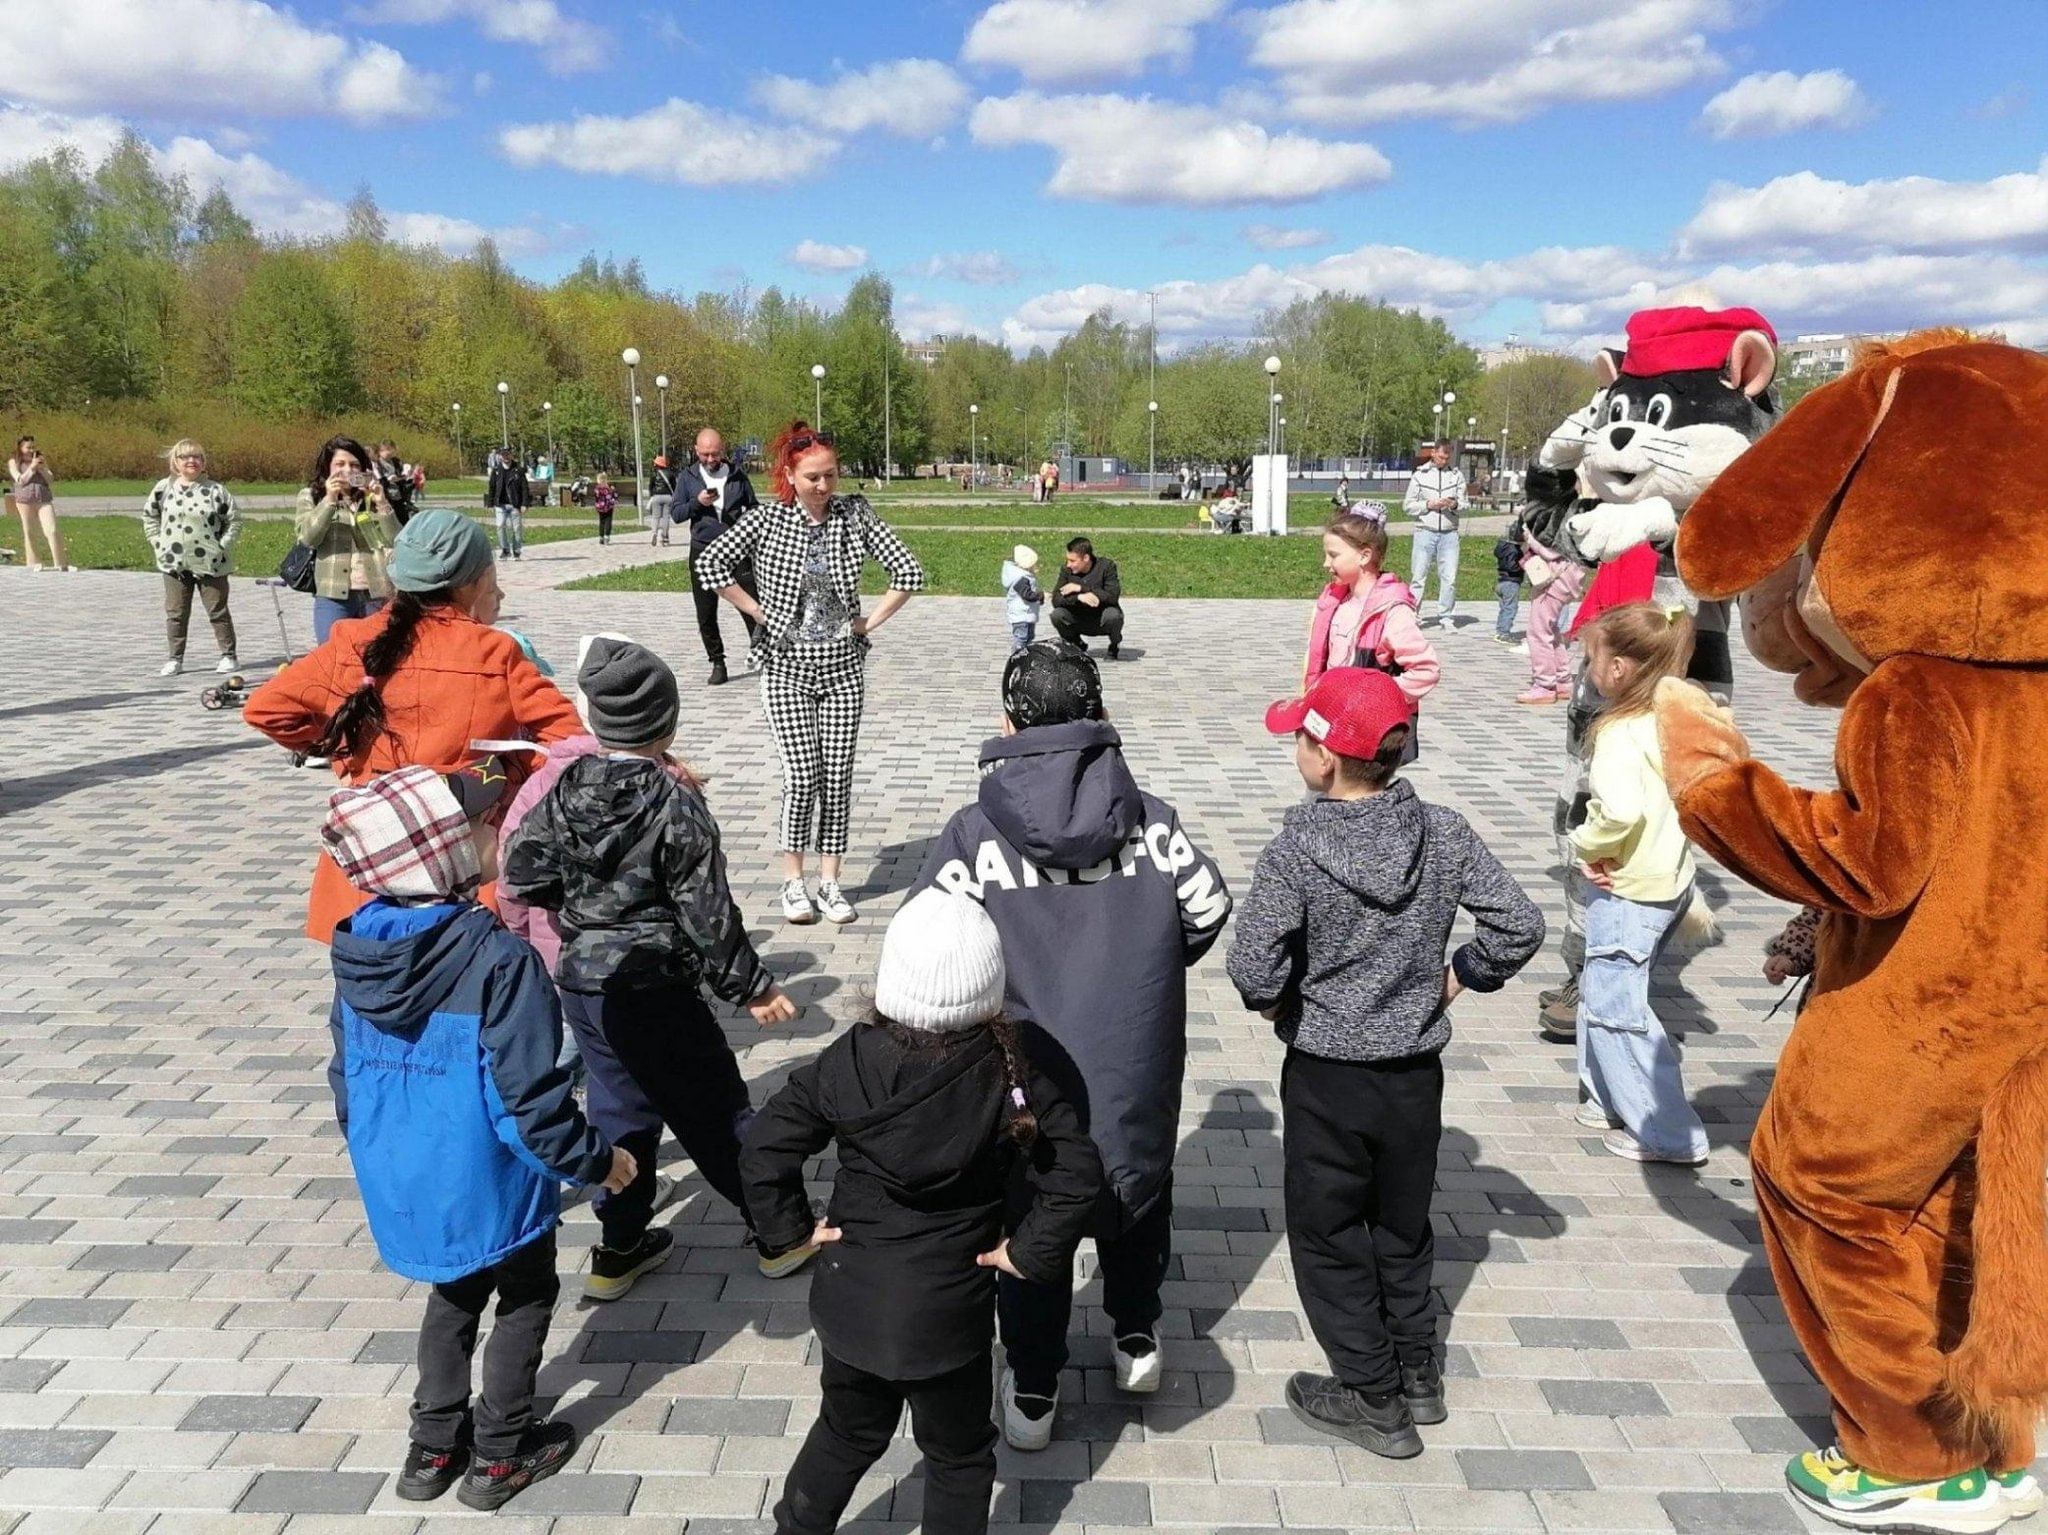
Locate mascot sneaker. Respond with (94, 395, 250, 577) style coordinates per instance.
(1787, 1447, 2008, 1533)
(1997, 1470, 2043, 1518)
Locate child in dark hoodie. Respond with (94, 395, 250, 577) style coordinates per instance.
(324, 762, 635, 1511)
(500, 638, 802, 1301)
(742, 890, 1102, 1535)
(1227, 667, 1544, 1460)
(911, 640, 1230, 1449)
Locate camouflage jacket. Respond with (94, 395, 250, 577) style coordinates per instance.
(498, 756, 771, 1003)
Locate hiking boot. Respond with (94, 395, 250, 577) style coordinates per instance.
(1786, 1446, 2007, 1533)
(1539, 978, 1579, 1042)
(999, 1367, 1056, 1452)
(1400, 1357, 1447, 1425)
(396, 1440, 468, 1502)
(1284, 1372, 1422, 1459)
(707, 662, 729, 686)
(457, 1421, 576, 1511)
(583, 1228, 673, 1302)
(1112, 1331, 1162, 1394)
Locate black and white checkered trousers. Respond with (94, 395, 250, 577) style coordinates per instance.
(760, 645, 867, 856)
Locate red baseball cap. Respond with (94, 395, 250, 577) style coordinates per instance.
(1265, 668, 1412, 759)
(1621, 306, 1777, 377)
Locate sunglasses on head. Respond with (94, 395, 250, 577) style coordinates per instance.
(788, 431, 836, 455)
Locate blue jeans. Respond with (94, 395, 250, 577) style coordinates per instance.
(313, 590, 382, 645)
(1410, 527, 1459, 618)
(495, 505, 524, 556)
(1495, 578, 1521, 636)
(1577, 888, 1709, 1160)
(1009, 621, 1036, 652)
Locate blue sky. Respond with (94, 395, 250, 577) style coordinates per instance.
(5, 0, 2046, 350)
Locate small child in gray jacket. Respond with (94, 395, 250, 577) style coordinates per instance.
(1226, 666, 1543, 1463)
(1001, 545, 1043, 652)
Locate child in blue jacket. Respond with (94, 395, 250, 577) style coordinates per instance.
(324, 761, 634, 1511)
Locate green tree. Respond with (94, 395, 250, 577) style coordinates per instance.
(230, 251, 355, 418)
(1469, 353, 1601, 463)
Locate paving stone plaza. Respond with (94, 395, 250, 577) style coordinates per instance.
(2, 540, 1864, 1533)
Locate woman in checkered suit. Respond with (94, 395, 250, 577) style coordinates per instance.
(694, 422, 925, 925)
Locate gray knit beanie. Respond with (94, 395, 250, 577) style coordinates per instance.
(873, 890, 1007, 1033)
(577, 636, 680, 749)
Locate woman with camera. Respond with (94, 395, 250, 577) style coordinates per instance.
(295, 436, 402, 643)
(8, 435, 70, 570)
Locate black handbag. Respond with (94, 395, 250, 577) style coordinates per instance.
(277, 540, 317, 594)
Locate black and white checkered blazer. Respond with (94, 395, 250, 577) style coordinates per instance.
(695, 494, 926, 652)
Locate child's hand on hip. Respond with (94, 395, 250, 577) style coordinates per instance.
(748, 985, 799, 1026)
(975, 1240, 1024, 1279)
(1440, 968, 1465, 1008)
(601, 1146, 638, 1193)
(809, 1220, 841, 1248)
(1578, 859, 1618, 891)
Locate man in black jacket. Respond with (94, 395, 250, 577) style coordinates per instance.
(676, 428, 760, 684)
(372, 441, 417, 526)
(911, 641, 1231, 1450)
(1048, 537, 1124, 658)
(486, 448, 529, 560)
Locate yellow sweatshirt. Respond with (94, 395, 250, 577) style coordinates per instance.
(1569, 711, 1695, 902)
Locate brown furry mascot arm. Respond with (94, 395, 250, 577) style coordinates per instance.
(1658, 661, 1965, 916)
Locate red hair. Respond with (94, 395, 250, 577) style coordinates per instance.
(769, 419, 837, 503)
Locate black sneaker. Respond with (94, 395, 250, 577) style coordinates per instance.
(1285, 1372, 1422, 1459)
(396, 1440, 468, 1501)
(1400, 1358, 1447, 1425)
(707, 662, 729, 686)
(583, 1227, 673, 1302)
(457, 1421, 576, 1511)
(1106, 640, 1121, 659)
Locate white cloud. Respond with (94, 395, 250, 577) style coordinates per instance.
(915, 251, 1021, 285)
(1248, 0, 1729, 126)
(0, 102, 128, 170)
(962, 0, 1225, 85)
(1699, 69, 1871, 139)
(1244, 223, 1331, 250)
(1682, 158, 2048, 258)
(970, 93, 1391, 205)
(353, 0, 608, 73)
(752, 59, 968, 138)
(897, 293, 990, 339)
(789, 240, 869, 273)
(499, 99, 835, 186)
(0, 0, 442, 121)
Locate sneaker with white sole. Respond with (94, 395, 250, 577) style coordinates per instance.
(1112, 1332, 1162, 1393)
(1603, 1127, 1707, 1167)
(158, 659, 182, 677)
(998, 1367, 1056, 1451)
(1999, 1469, 2044, 1518)
(214, 655, 239, 673)
(1575, 1101, 1621, 1129)
(781, 879, 817, 924)
(814, 880, 857, 925)
(1786, 1446, 2008, 1533)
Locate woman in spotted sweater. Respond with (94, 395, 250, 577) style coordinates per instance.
(143, 439, 241, 677)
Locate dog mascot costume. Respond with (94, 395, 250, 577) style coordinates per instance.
(1658, 332, 2048, 1534)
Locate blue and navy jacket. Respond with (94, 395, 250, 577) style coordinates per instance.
(327, 900, 611, 1282)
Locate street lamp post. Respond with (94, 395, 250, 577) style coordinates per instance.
(450, 402, 463, 472)
(655, 374, 669, 456)
(496, 381, 509, 448)
(811, 363, 825, 426)
(622, 347, 645, 518)
(969, 403, 979, 489)
(1147, 290, 1158, 492)
(541, 401, 554, 463)
(882, 342, 892, 485)
(1264, 354, 1282, 532)
(1148, 400, 1158, 492)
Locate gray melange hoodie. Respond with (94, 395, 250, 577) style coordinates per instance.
(1225, 780, 1544, 1062)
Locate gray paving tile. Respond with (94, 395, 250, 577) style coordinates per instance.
(1538, 1379, 1671, 1417)
(1509, 1318, 1628, 1350)
(1659, 1490, 1807, 1533)
(179, 1397, 320, 1433)
(0, 1430, 113, 1468)
(662, 1398, 791, 1436)
(72, 1245, 191, 1273)
(1455, 1449, 1595, 1492)
(6, 1298, 133, 1327)
(236, 1472, 386, 1515)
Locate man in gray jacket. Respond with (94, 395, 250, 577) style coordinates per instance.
(1402, 441, 1466, 624)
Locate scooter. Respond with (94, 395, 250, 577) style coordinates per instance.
(199, 577, 298, 711)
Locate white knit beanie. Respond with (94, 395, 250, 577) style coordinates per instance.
(873, 890, 1006, 1033)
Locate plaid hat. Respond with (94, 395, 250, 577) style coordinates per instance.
(1002, 639, 1102, 729)
(322, 762, 506, 902)
(1265, 668, 1412, 760)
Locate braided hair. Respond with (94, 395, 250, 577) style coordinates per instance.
(877, 1010, 1038, 1148)
(312, 588, 445, 762)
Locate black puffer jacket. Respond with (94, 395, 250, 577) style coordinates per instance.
(742, 1023, 1102, 1379)
(498, 756, 770, 1002)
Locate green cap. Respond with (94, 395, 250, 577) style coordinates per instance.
(389, 509, 492, 593)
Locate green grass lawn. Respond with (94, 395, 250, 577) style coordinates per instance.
(566, 531, 1500, 602)
(43, 477, 492, 501)
(1, 514, 591, 574)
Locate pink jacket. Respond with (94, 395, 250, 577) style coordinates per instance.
(1302, 574, 1441, 708)
(496, 737, 606, 975)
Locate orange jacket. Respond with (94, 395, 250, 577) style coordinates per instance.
(244, 605, 583, 941)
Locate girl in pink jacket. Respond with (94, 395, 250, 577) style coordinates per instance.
(1301, 514, 1441, 763)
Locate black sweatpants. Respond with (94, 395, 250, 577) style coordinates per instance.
(560, 984, 752, 1250)
(774, 1347, 998, 1535)
(691, 555, 759, 667)
(997, 1180, 1172, 1398)
(412, 1231, 558, 1460)
(1281, 1047, 1443, 1396)
(1048, 602, 1123, 648)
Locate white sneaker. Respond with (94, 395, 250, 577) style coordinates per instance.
(781, 879, 817, 924)
(299, 754, 330, 769)
(1575, 1101, 1620, 1129)
(158, 659, 182, 677)
(815, 880, 857, 925)
(1603, 1128, 1707, 1167)
(214, 655, 239, 674)
(1112, 1332, 1163, 1394)
(999, 1367, 1056, 1451)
